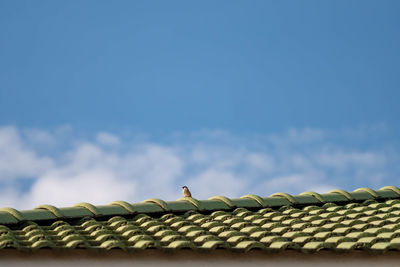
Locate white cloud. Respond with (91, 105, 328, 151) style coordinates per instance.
(96, 132, 120, 146)
(286, 128, 325, 143)
(187, 169, 246, 199)
(23, 128, 55, 146)
(261, 173, 333, 195)
(0, 126, 53, 180)
(0, 186, 23, 208)
(25, 143, 183, 208)
(265, 127, 324, 147)
(315, 151, 386, 170)
(246, 153, 275, 173)
(0, 125, 398, 209)
(28, 168, 136, 208)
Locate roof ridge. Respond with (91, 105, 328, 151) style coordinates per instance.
(0, 186, 399, 225)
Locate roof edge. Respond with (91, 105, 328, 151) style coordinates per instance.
(0, 186, 399, 225)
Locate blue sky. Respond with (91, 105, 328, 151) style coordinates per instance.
(0, 1, 399, 208)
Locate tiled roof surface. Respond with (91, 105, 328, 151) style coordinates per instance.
(1, 186, 400, 253)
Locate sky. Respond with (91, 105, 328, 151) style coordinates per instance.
(0, 0, 400, 209)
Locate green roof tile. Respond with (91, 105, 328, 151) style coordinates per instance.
(1, 186, 400, 254)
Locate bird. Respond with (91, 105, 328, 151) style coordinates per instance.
(182, 186, 192, 197)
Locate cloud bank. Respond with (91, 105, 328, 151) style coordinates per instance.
(0, 125, 398, 209)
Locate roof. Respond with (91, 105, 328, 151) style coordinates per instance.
(1, 186, 400, 254)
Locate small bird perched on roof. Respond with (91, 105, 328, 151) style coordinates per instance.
(182, 186, 192, 197)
